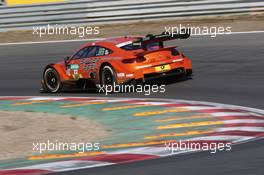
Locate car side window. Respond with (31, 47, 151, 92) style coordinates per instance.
(84, 46, 97, 58)
(71, 47, 89, 60)
(72, 46, 112, 60)
(95, 46, 113, 56)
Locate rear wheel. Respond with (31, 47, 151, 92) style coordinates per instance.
(186, 69, 193, 77)
(43, 67, 62, 93)
(100, 65, 117, 92)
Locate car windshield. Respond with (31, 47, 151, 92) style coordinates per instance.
(120, 43, 142, 50)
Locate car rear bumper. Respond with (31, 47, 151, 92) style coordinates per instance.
(119, 67, 191, 84)
(115, 57, 192, 84)
(143, 67, 186, 81)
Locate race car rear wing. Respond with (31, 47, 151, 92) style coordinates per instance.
(133, 29, 190, 50)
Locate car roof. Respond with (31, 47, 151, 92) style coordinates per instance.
(82, 36, 141, 47)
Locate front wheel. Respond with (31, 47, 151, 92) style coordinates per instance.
(43, 67, 63, 93)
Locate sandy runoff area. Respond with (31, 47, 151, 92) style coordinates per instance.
(0, 111, 109, 160)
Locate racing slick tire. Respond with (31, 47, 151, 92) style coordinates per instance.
(43, 67, 63, 93)
(100, 65, 118, 93)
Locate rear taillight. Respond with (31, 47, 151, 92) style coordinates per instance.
(122, 57, 146, 64)
(122, 58, 136, 64)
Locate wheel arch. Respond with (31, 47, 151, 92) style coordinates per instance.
(43, 64, 55, 76)
(44, 63, 69, 81)
(99, 62, 114, 78)
(99, 62, 119, 85)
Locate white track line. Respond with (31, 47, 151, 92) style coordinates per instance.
(223, 119, 264, 124)
(0, 38, 105, 46)
(26, 97, 65, 101)
(134, 102, 175, 105)
(110, 146, 172, 156)
(211, 112, 262, 117)
(188, 135, 254, 142)
(15, 160, 114, 172)
(215, 126, 264, 132)
(0, 31, 263, 46)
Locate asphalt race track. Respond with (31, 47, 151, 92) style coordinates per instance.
(52, 139, 264, 175)
(0, 33, 264, 109)
(0, 33, 264, 175)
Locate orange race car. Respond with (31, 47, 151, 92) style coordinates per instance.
(41, 31, 192, 93)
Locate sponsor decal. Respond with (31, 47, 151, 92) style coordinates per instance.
(126, 74, 134, 78)
(73, 70, 78, 75)
(155, 64, 171, 72)
(117, 73, 125, 77)
(66, 69, 71, 76)
(70, 64, 80, 70)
